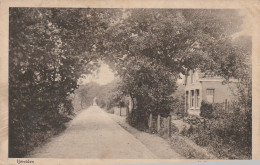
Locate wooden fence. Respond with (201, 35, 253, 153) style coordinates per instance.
(214, 99, 240, 114)
(113, 106, 129, 116)
(148, 113, 172, 137)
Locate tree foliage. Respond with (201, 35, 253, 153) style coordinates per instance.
(101, 9, 246, 127)
(9, 8, 116, 157)
(95, 79, 124, 110)
(9, 8, 251, 157)
(73, 82, 101, 110)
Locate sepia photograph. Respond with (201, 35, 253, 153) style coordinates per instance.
(1, 1, 260, 165)
(8, 7, 252, 159)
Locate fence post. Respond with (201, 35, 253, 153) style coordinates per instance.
(168, 115, 172, 138)
(157, 114, 161, 132)
(227, 101, 229, 112)
(204, 118, 206, 129)
(126, 107, 129, 117)
(148, 113, 153, 129)
(119, 106, 121, 116)
(225, 99, 227, 111)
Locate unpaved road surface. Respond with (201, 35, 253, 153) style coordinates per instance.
(109, 114, 184, 159)
(30, 106, 156, 158)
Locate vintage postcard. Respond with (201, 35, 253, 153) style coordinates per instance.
(0, 0, 260, 165)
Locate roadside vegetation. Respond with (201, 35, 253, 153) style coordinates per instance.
(180, 100, 252, 159)
(9, 8, 251, 159)
(9, 8, 106, 157)
(72, 82, 101, 112)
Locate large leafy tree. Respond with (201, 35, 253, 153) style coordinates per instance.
(101, 9, 251, 158)
(9, 8, 119, 157)
(101, 9, 246, 127)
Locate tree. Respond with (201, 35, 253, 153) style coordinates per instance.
(100, 9, 245, 127)
(9, 8, 118, 157)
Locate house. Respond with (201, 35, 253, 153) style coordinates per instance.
(184, 70, 236, 116)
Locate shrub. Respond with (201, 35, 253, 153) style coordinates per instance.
(211, 103, 225, 119)
(9, 100, 72, 157)
(188, 109, 251, 159)
(126, 108, 149, 131)
(200, 100, 214, 119)
(170, 85, 186, 117)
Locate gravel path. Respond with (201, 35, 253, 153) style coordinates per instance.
(109, 114, 184, 159)
(30, 106, 156, 159)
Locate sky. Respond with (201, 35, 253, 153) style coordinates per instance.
(79, 62, 184, 86)
(232, 9, 252, 39)
(79, 62, 115, 86)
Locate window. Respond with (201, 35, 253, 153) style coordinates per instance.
(191, 90, 194, 108)
(196, 89, 200, 108)
(185, 91, 189, 111)
(206, 89, 215, 103)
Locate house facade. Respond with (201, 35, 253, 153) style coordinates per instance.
(184, 70, 236, 116)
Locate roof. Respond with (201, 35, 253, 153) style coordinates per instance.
(184, 69, 225, 85)
(197, 70, 223, 79)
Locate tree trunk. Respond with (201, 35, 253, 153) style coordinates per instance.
(129, 93, 135, 110)
(148, 113, 152, 129)
(168, 115, 172, 138)
(157, 114, 161, 132)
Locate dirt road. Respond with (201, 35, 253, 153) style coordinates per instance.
(30, 106, 156, 158)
